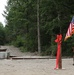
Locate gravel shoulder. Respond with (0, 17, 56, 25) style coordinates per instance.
(0, 58, 74, 75)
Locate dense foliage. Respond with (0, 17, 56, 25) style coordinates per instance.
(0, 22, 6, 45)
(3, 0, 74, 56)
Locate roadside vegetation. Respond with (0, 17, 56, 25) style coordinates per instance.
(1, 0, 74, 56)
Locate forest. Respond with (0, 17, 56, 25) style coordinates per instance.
(0, 0, 74, 56)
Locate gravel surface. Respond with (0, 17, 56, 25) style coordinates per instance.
(0, 46, 74, 75)
(0, 58, 74, 75)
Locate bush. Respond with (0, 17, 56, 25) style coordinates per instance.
(20, 47, 28, 52)
(41, 44, 57, 56)
(11, 35, 25, 47)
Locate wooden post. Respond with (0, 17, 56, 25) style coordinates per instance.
(57, 40, 62, 69)
(73, 56, 74, 65)
(58, 45, 62, 69)
(72, 47, 74, 65)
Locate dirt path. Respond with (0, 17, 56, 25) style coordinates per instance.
(1, 45, 35, 57)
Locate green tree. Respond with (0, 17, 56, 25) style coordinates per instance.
(3, 0, 74, 56)
(0, 22, 6, 45)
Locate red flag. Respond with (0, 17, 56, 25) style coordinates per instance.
(65, 16, 74, 41)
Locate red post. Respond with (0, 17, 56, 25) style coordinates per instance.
(54, 34, 62, 69)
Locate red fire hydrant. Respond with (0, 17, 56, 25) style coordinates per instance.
(54, 34, 62, 69)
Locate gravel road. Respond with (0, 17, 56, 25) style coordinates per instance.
(0, 58, 74, 75)
(0, 46, 74, 75)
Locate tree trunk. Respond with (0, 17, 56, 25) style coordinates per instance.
(37, 0, 41, 55)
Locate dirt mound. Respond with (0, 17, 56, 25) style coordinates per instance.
(1, 45, 36, 57)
